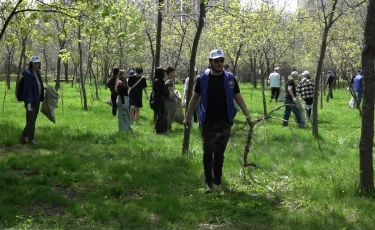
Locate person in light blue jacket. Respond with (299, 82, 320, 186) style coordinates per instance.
(19, 56, 44, 145)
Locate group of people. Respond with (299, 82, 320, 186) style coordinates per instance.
(18, 52, 364, 195)
(107, 67, 149, 132)
(151, 67, 182, 134)
(267, 67, 314, 127)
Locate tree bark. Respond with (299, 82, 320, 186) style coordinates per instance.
(146, 30, 155, 84)
(16, 37, 27, 96)
(6, 44, 15, 90)
(359, 0, 375, 195)
(0, 0, 23, 43)
(312, 29, 330, 137)
(64, 62, 69, 82)
(182, 0, 207, 154)
(78, 16, 88, 110)
(154, 0, 164, 69)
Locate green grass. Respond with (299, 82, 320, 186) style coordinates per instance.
(0, 80, 372, 229)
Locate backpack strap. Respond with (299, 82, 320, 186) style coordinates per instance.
(128, 76, 144, 95)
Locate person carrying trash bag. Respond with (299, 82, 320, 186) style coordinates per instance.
(41, 85, 59, 123)
(282, 71, 305, 128)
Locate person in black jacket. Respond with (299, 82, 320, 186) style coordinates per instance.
(107, 67, 120, 116)
(325, 70, 335, 100)
(19, 56, 44, 145)
(153, 68, 169, 134)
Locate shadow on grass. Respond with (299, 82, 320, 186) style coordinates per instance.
(0, 121, 371, 229)
(0, 121, 271, 229)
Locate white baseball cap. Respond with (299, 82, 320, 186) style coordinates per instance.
(302, 71, 310, 76)
(274, 67, 280, 71)
(30, 56, 41, 63)
(209, 49, 225, 59)
(291, 71, 299, 76)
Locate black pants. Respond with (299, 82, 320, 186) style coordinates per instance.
(154, 104, 167, 134)
(202, 122, 231, 186)
(270, 87, 280, 101)
(111, 92, 118, 116)
(21, 104, 40, 142)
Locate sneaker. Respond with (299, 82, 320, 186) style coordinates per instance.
(19, 136, 27, 145)
(205, 183, 213, 193)
(215, 184, 225, 195)
(28, 140, 37, 145)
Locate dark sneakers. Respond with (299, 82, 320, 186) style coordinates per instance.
(205, 182, 213, 193)
(28, 140, 37, 145)
(19, 136, 27, 145)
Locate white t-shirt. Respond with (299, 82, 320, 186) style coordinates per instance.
(269, 72, 281, 88)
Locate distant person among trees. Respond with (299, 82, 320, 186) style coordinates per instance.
(107, 67, 120, 116)
(153, 68, 170, 134)
(183, 75, 200, 128)
(128, 67, 148, 125)
(283, 71, 305, 128)
(268, 67, 282, 103)
(183, 49, 252, 193)
(115, 70, 132, 132)
(297, 71, 314, 122)
(19, 56, 44, 145)
(325, 70, 335, 100)
(224, 63, 230, 72)
(164, 67, 180, 132)
(353, 69, 363, 108)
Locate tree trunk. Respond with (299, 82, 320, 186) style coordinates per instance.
(6, 44, 15, 90)
(182, 1, 207, 154)
(64, 62, 69, 82)
(154, 0, 164, 69)
(232, 43, 243, 77)
(43, 48, 49, 84)
(359, 0, 375, 195)
(55, 41, 65, 91)
(260, 62, 267, 117)
(146, 30, 155, 84)
(250, 55, 257, 88)
(174, 26, 187, 69)
(78, 16, 88, 110)
(0, 0, 23, 43)
(312, 27, 329, 138)
(16, 37, 27, 96)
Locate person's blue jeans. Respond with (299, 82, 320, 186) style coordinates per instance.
(283, 99, 305, 127)
(356, 91, 363, 107)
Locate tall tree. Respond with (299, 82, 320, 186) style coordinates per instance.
(359, 0, 375, 194)
(182, 0, 207, 153)
(155, 0, 164, 68)
(312, 0, 365, 137)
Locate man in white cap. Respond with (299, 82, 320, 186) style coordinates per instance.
(19, 56, 44, 145)
(183, 49, 252, 193)
(268, 67, 282, 102)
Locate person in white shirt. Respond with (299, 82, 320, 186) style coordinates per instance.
(268, 67, 282, 102)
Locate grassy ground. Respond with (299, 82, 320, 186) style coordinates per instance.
(0, 81, 372, 229)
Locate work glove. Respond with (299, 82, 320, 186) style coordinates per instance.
(27, 103, 33, 111)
